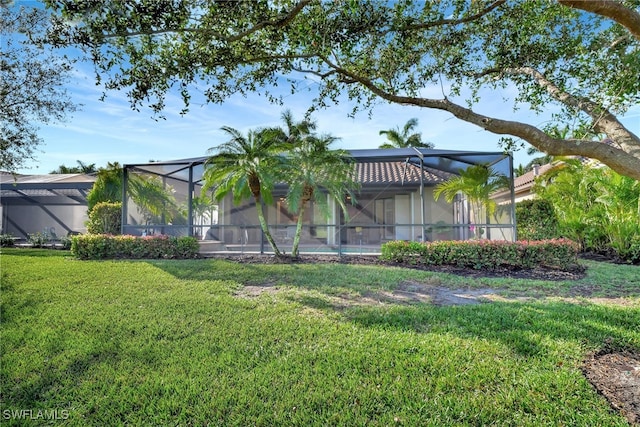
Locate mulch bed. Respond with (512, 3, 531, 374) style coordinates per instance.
(583, 346, 640, 426)
(208, 253, 587, 281)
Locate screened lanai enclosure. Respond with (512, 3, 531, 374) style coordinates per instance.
(122, 148, 516, 255)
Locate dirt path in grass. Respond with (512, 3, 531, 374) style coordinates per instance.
(225, 254, 639, 425)
(236, 280, 640, 425)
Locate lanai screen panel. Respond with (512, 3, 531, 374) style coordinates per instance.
(123, 161, 210, 237)
(123, 149, 516, 253)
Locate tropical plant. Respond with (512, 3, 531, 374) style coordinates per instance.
(515, 199, 560, 241)
(87, 163, 180, 232)
(534, 160, 606, 252)
(594, 171, 640, 261)
(535, 162, 640, 261)
(278, 109, 316, 145)
(514, 164, 527, 178)
(202, 126, 287, 256)
(86, 162, 122, 212)
(191, 192, 218, 237)
(378, 118, 433, 149)
(434, 164, 509, 239)
(284, 132, 359, 257)
(128, 174, 180, 226)
(51, 160, 97, 174)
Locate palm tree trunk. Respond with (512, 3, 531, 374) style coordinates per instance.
(471, 200, 481, 239)
(291, 204, 306, 257)
(485, 209, 491, 240)
(255, 198, 282, 257)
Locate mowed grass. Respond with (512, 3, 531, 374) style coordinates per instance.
(1, 249, 638, 426)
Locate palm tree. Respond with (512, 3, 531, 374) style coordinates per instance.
(279, 109, 316, 144)
(433, 164, 509, 239)
(51, 160, 97, 174)
(51, 164, 75, 174)
(76, 160, 97, 174)
(514, 164, 527, 177)
(285, 133, 359, 257)
(128, 174, 179, 225)
(203, 126, 287, 256)
(379, 118, 434, 149)
(191, 192, 217, 236)
(86, 162, 122, 212)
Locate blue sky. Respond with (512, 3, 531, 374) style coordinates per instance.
(20, 63, 542, 174)
(13, 3, 639, 175)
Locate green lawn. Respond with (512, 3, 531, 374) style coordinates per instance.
(1, 248, 638, 426)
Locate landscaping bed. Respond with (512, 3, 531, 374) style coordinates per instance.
(205, 253, 587, 281)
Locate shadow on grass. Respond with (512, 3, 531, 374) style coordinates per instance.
(0, 273, 40, 326)
(145, 257, 640, 357)
(149, 258, 278, 284)
(2, 349, 123, 411)
(152, 257, 640, 297)
(341, 300, 639, 357)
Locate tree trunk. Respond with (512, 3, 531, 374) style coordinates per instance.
(558, 0, 640, 40)
(324, 60, 640, 180)
(291, 203, 306, 258)
(254, 198, 282, 257)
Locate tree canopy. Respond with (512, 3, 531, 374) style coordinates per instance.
(45, 0, 640, 179)
(1, 4, 78, 172)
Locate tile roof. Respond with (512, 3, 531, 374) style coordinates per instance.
(513, 163, 555, 192)
(356, 161, 452, 185)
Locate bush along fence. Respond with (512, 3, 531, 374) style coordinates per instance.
(71, 234, 199, 260)
(380, 239, 580, 271)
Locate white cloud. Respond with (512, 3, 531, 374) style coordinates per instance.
(18, 55, 638, 174)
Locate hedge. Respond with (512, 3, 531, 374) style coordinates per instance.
(71, 234, 199, 260)
(380, 239, 580, 270)
(515, 199, 560, 241)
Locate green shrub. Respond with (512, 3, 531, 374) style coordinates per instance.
(0, 234, 16, 247)
(516, 199, 559, 240)
(27, 232, 50, 248)
(617, 234, 640, 264)
(71, 234, 199, 260)
(59, 235, 73, 250)
(534, 163, 640, 258)
(87, 202, 122, 235)
(380, 239, 579, 270)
